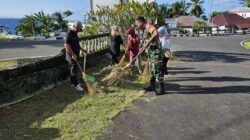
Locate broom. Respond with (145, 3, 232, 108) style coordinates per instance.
(76, 54, 98, 95)
(141, 57, 150, 82)
(102, 45, 147, 86)
(118, 45, 129, 67)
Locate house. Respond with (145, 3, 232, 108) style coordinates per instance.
(211, 13, 250, 33)
(90, 0, 155, 12)
(229, 7, 250, 19)
(176, 16, 215, 34)
(166, 18, 177, 29)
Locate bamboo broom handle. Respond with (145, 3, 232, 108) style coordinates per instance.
(124, 45, 147, 68)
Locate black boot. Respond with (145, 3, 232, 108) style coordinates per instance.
(144, 78, 156, 92)
(156, 83, 166, 95)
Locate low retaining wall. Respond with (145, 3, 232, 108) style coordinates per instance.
(0, 51, 68, 105)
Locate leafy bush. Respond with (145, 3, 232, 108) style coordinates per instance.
(192, 21, 207, 36)
(86, 1, 166, 35)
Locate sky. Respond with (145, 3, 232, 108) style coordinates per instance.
(0, 0, 245, 20)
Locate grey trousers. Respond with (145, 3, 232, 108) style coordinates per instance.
(130, 55, 142, 72)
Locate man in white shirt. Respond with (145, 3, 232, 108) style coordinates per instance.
(158, 25, 171, 77)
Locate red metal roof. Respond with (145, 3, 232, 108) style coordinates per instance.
(211, 13, 250, 28)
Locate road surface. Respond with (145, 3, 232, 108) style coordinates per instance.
(99, 35, 250, 140)
(0, 40, 64, 60)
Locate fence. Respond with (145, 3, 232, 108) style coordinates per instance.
(0, 33, 110, 107)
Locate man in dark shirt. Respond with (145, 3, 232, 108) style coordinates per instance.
(64, 21, 85, 92)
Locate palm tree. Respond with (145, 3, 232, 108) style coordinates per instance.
(159, 4, 170, 17)
(211, 11, 221, 18)
(34, 11, 54, 38)
(168, 0, 189, 18)
(239, 0, 250, 7)
(190, 0, 204, 17)
(52, 10, 73, 32)
(201, 15, 207, 20)
(16, 15, 39, 37)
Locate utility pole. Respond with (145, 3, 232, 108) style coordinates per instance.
(210, 0, 214, 27)
(89, 0, 94, 23)
(90, 0, 94, 13)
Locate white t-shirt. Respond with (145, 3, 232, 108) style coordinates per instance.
(158, 26, 171, 50)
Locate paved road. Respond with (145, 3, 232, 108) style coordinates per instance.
(0, 35, 249, 60)
(0, 40, 64, 60)
(99, 35, 250, 140)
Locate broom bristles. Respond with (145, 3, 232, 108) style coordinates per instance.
(103, 46, 147, 86)
(82, 75, 98, 95)
(102, 65, 130, 86)
(141, 60, 150, 82)
(118, 54, 127, 67)
(84, 80, 98, 95)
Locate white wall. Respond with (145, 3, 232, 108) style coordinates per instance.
(235, 12, 250, 18)
(230, 10, 250, 19)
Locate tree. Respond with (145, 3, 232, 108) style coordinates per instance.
(239, 0, 250, 7)
(159, 4, 170, 17)
(190, 0, 204, 17)
(211, 11, 222, 18)
(87, 1, 166, 36)
(15, 15, 39, 37)
(168, 0, 190, 18)
(52, 10, 73, 32)
(35, 11, 54, 38)
(201, 15, 208, 20)
(193, 21, 207, 36)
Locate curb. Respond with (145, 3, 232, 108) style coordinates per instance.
(240, 40, 250, 50)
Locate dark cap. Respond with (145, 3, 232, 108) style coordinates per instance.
(136, 16, 146, 23)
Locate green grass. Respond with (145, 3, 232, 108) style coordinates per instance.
(0, 60, 17, 70)
(0, 56, 147, 140)
(0, 36, 10, 40)
(242, 40, 250, 49)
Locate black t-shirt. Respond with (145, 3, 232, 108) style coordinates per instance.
(65, 30, 80, 61)
(109, 35, 123, 56)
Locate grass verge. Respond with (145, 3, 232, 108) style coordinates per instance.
(0, 36, 10, 41)
(242, 40, 250, 49)
(0, 56, 147, 140)
(0, 60, 17, 70)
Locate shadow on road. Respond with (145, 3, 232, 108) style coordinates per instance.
(174, 51, 250, 63)
(169, 76, 250, 82)
(164, 68, 250, 95)
(165, 83, 250, 94)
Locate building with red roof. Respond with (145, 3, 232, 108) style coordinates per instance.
(176, 16, 215, 34)
(211, 13, 250, 32)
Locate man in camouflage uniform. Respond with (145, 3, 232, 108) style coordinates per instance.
(135, 16, 165, 95)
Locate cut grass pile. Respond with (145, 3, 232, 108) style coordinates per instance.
(0, 60, 17, 70)
(242, 40, 250, 49)
(0, 56, 147, 140)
